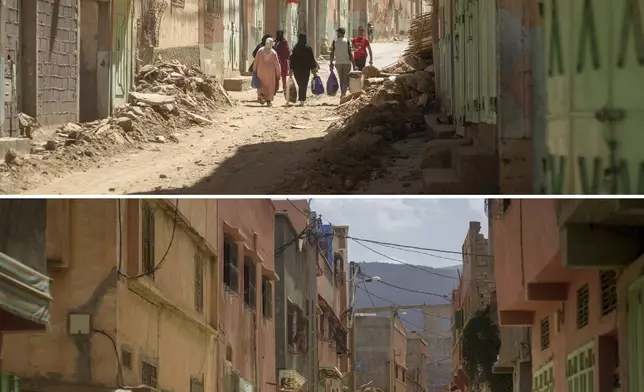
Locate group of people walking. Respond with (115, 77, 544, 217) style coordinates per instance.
(251, 25, 375, 106)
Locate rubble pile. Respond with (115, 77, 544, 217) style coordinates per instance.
(4, 60, 233, 170)
(382, 12, 434, 74)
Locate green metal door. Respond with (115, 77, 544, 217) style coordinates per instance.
(255, 0, 265, 45)
(454, 0, 466, 136)
(543, 0, 644, 194)
(339, 0, 349, 29)
(224, 0, 240, 71)
(628, 277, 644, 392)
(112, 0, 132, 109)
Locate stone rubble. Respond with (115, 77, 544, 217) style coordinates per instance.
(3, 60, 233, 171)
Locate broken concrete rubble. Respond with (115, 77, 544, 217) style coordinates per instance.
(6, 59, 233, 172)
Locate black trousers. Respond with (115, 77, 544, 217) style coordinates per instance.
(293, 70, 310, 102)
(355, 58, 367, 71)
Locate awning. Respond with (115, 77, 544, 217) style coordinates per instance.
(318, 367, 342, 380)
(0, 252, 52, 331)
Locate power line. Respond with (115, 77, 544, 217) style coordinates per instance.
(358, 271, 452, 301)
(355, 285, 451, 320)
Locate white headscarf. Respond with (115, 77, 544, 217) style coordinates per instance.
(263, 37, 274, 52)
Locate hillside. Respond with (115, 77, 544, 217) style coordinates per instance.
(354, 262, 461, 329)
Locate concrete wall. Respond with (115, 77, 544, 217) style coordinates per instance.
(497, 0, 544, 193)
(406, 334, 428, 392)
(393, 317, 407, 392)
(36, 0, 80, 125)
(420, 305, 451, 392)
(0, 200, 47, 274)
(2, 0, 20, 135)
(218, 199, 276, 392)
(355, 316, 392, 392)
(491, 199, 561, 311)
(274, 214, 312, 380)
(79, 0, 110, 122)
(366, 0, 413, 41)
(3, 200, 120, 390)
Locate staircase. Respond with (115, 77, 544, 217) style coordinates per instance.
(421, 114, 498, 194)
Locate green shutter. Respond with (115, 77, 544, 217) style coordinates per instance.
(628, 278, 644, 391)
(532, 361, 554, 392)
(566, 341, 596, 392)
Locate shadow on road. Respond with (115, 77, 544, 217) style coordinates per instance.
(132, 136, 325, 195)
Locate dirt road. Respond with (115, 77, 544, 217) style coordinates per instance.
(8, 41, 427, 195)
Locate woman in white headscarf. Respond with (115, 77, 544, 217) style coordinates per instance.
(253, 37, 281, 106)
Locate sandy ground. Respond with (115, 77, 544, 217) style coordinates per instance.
(6, 41, 426, 195)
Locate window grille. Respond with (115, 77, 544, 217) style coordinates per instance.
(540, 316, 550, 350)
(142, 203, 155, 276)
(223, 238, 239, 292)
(600, 270, 617, 316)
(142, 361, 158, 388)
(577, 284, 590, 329)
(243, 257, 256, 309)
(206, 0, 223, 17)
(194, 253, 204, 312)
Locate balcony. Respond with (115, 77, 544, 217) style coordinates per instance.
(556, 199, 644, 269)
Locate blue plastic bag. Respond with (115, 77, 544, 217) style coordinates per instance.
(251, 72, 261, 89)
(311, 75, 325, 95)
(326, 70, 339, 96)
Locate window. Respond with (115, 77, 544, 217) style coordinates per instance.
(577, 284, 590, 329)
(540, 316, 550, 350)
(195, 253, 204, 313)
(600, 270, 617, 316)
(319, 314, 325, 338)
(226, 345, 233, 362)
(206, 0, 223, 17)
(243, 257, 257, 309)
(262, 277, 273, 318)
(532, 362, 554, 392)
(223, 237, 239, 292)
(190, 378, 204, 392)
(122, 347, 132, 369)
(287, 306, 297, 347)
(566, 342, 595, 392)
(142, 203, 155, 276)
(142, 360, 158, 388)
(401, 368, 406, 382)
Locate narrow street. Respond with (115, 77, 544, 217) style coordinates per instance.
(3, 41, 428, 195)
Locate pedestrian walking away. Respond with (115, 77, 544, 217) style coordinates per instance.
(367, 22, 374, 42)
(329, 27, 354, 98)
(253, 37, 281, 106)
(289, 33, 319, 106)
(274, 30, 291, 92)
(251, 34, 272, 102)
(352, 26, 373, 71)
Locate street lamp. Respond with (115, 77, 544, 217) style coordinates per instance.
(365, 276, 381, 283)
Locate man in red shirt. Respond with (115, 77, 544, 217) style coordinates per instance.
(352, 26, 373, 71)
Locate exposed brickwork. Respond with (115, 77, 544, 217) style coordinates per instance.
(36, 0, 79, 125)
(2, 0, 21, 136)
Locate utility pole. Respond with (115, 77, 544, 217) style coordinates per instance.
(389, 310, 396, 392)
(348, 261, 358, 392)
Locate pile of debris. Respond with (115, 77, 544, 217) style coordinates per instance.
(382, 11, 433, 74)
(7, 60, 233, 167)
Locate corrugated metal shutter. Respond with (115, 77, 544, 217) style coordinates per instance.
(566, 341, 595, 392)
(0, 373, 20, 392)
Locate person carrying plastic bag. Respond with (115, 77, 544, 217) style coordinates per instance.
(253, 37, 281, 107)
(329, 27, 354, 99)
(289, 33, 320, 106)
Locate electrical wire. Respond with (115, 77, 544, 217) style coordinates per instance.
(359, 271, 452, 301)
(94, 329, 124, 387)
(355, 286, 451, 321)
(116, 199, 180, 280)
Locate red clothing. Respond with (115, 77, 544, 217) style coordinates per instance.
(351, 36, 370, 59)
(274, 40, 291, 77)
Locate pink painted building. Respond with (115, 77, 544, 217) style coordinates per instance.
(490, 199, 644, 392)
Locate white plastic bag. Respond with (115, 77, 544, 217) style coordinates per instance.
(285, 76, 297, 103)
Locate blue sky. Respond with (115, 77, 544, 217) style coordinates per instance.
(309, 198, 488, 268)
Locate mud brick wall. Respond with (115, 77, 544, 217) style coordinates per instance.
(2, 0, 21, 136)
(37, 0, 80, 125)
